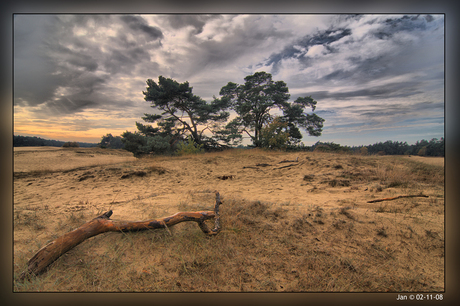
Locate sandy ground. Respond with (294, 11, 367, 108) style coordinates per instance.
(13, 147, 445, 291)
(14, 146, 136, 173)
(13, 147, 444, 218)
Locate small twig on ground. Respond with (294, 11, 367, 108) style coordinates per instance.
(273, 162, 304, 170)
(278, 157, 299, 164)
(367, 194, 428, 203)
(162, 221, 172, 236)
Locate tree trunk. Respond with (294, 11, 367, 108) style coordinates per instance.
(19, 192, 223, 281)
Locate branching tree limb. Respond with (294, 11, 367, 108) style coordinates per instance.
(19, 192, 223, 281)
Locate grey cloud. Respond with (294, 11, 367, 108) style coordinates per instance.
(183, 16, 291, 78)
(299, 28, 352, 47)
(359, 108, 409, 118)
(14, 15, 64, 107)
(264, 28, 352, 74)
(44, 97, 99, 115)
(14, 14, 161, 116)
(325, 122, 366, 130)
(165, 15, 221, 34)
(359, 101, 443, 119)
(303, 81, 424, 101)
(52, 44, 99, 72)
(298, 91, 330, 101)
(314, 109, 336, 116)
(120, 15, 163, 41)
(109, 32, 139, 49)
(103, 46, 151, 75)
(266, 14, 443, 83)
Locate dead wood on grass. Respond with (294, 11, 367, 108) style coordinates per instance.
(19, 192, 223, 281)
(367, 194, 428, 203)
(273, 162, 304, 170)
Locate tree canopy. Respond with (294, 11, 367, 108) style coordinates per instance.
(142, 76, 230, 147)
(98, 133, 124, 149)
(217, 71, 325, 147)
(122, 72, 325, 156)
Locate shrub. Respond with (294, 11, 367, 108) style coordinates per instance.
(99, 134, 124, 149)
(259, 117, 290, 150)
(176, 137, 204, 156)
(418, 146, 427, 156)
(312, 142, 351, 154)
(121, 131, 173, 157)
(62, 141, 79, 148)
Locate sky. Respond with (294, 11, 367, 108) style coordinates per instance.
(13, 14, 444, 146)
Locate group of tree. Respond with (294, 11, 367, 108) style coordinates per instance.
(304, 139, 444, 157)
(13, 135, 97, 148)
(121, 72, 325, 156)
(310, 141, 353, 154)
(350, 138, 444, 157)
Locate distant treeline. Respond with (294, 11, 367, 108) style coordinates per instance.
(14, 134, 444, 157)
(307, 138, 444, 157)
(13, 135, 98, 148)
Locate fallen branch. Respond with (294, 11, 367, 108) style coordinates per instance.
(19, 192, 223, 281)
(278, 157, 299, 164)
(273, 162, 304, 170)
(242, 164, 271, 169)
(367, 194, 428, 203)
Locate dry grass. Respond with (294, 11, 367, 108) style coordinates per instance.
(14, 197, 444, 292)
(13, 148, 444, 292)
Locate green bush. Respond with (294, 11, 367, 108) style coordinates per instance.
(259, 117, 290, 150)
(176, 137, 204, 156)
(121, 131, 172, 157)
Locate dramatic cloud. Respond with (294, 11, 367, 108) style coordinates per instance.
(13, 14, 444, 145)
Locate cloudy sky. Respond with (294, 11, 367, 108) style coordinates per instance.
(13, 14, 444, 146)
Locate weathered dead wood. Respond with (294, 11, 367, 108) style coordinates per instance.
(19, 192, 223, 281)
(367, 194, 428, 203)
(273, 161, 304, 170)
(278, 157, 299, 164)
(242, 163, 272, 169)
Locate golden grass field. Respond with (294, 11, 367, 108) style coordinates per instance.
(13, 147, 444, 292)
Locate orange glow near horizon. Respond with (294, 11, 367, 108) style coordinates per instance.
(14, 105, 139, 143)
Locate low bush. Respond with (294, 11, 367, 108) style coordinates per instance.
(62, 141, 79, 148)
(176, 138, 204, 156)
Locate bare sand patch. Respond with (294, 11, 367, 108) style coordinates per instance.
(14, 147, 136, 173)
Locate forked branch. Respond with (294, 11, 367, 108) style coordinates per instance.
(19, 192, 223, 281)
